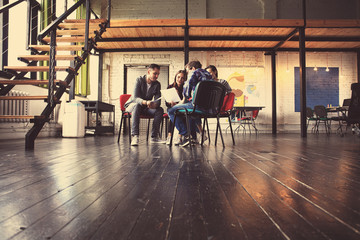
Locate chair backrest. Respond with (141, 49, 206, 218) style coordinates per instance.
(348, 83, 360, 123)
(342, 98, 351, 108)
(252, 110, 259, 119)
(314, 105, 327, 118)
(120, 94, 131, 112)
(192, 81, 226, 113)
(221, 92, 235, 112)
(306, 107, 314, 118)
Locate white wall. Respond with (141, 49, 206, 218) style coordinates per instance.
(102, 51, 358, 134)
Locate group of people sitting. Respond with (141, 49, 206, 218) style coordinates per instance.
(124, 60, 232, 147)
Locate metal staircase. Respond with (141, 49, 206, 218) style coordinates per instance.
(0, 0, 109, 149)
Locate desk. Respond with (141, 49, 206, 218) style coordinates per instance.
(326, 106, 348, 135)
(80, 101, 115, 135)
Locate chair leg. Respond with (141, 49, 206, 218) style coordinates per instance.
(201, 118, 207, 146)
(128, 117, 131, 143)
(215, 117, 219, 146)
(117, 115, 124, 143)
(206, 118, 211, 144)
(217, 116, 225, 147)
(147, 118, 151, 141)
(228, 115, 235, 145)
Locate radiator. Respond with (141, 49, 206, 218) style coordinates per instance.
(0, 90, 30, 122)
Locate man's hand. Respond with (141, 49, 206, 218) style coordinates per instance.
(147, 101, 157, 109)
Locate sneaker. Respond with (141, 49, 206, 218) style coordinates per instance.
(150, 137, 166, 144)
(131, 135, 139, 146)
(180, 137, 191, 147)
(174, 135, 183, 145)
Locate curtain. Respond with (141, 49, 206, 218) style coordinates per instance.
(75, 0, 90, 96)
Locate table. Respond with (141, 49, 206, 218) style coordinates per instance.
(326, 106, 348, 135)
(80, 101, 115, 135)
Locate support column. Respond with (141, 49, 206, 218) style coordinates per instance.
(1, 0, 9, 70)
(98, 52, 103, 102)
(184, 0, 189, 66)
(357, 51, 360, 83)
(271, 52, 277, 134)
(299, 27, 307, 137)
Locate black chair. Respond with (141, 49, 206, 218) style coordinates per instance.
(170, 81, 226, 148)
(347, 83, 360, 135)
(306, 107, 318, 132)
(313, 105, 331, 134)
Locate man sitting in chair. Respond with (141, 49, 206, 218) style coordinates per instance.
(125, 64, 165, 146)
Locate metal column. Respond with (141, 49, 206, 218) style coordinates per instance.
(271, 52, 277, 134)
(184, 0, 189, 66)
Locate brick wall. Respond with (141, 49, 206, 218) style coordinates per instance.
(104, 51, 358, 133)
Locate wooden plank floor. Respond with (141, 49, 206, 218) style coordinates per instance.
(0, 133, 359, 240)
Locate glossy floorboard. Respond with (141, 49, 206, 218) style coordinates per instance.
(0, 133, 359, 240)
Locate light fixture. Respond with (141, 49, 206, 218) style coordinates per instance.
(314, 66, 318, 71)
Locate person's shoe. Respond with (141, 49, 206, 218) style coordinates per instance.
(131, 135, 139, 146)
(150, 137, 166, 144)
(174, 135, 183, 145)
(180, 136, 191, 147)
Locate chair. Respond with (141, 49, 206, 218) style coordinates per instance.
(240, 109, 259, 134)
(170, 81, 227, 148)
(313, 105, 331, 134)
(117, 94, 154, 143)
(347, 83, 360, 135)
(306, 107, 318, 132)
(205, 92, 235, 146)
(117, 94, 132, 143)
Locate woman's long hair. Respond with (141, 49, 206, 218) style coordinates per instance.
(173, 70, 187, 87)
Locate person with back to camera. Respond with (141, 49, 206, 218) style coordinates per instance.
(124, 64, 165, 146)
(167, 60, 213, 147)
(165, 70, 187, 145)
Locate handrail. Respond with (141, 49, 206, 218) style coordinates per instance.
(0, 0, 24, 13)
(0, 0, 39, 13)
(38, 0, 86, 41)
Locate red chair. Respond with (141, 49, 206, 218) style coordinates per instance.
(217, 92, 235, 145)
(117, 94, 132, 143)
(240, 109, 259, 134)
(202, 92, 236, 146)
(117, 94, 153, 143)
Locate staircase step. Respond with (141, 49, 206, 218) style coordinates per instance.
(0, 80, 62, 85)
(56, 29, 96, 37)
(42, 36, 86, 43)
(18, 55, 78, 61)
(0, 95, 47, 100)
(29, 45, 84, 51)
(0, 115, 44, 120)
(4, 66, 72, 72)
(59, 23, 100, 29)
(63, 19, 107, 23)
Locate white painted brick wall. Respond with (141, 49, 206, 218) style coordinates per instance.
(104, 51, 358, 133)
